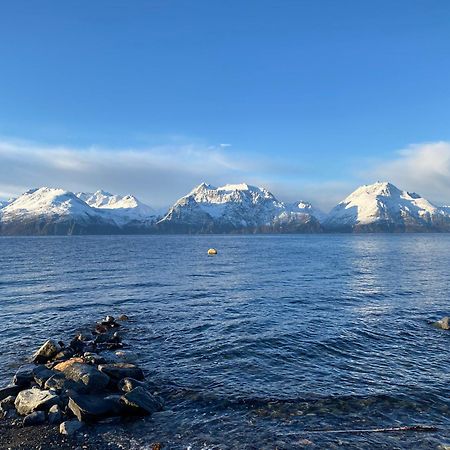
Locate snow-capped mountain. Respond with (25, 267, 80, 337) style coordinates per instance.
(76, 190, 156, 226)
(0, 187, 118, 235)
(0, 198, 13, 209)
(286, 201, 327, 223)
(323, 181, 450, 232)
(157, 182, 321, 233)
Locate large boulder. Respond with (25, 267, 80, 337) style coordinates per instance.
(433, 316, 450, 330)
(44, 372, 87, 394)
(13, 364, 36, 387)
(68, 392, 121, 422)
(0, 384, 21, 401)
(56, 362, 110, 392)
(23, 410, 46, 426)
(118, 377, 147, 393)
(33, 339, 61, 363)
(33, 365, 55, 387)
(48, 404, 63, 424)
(98, 363, 144, 381)
(0, 395, 16, 412)
(120, 387, 163, 415)
(14, 388, 59, 415)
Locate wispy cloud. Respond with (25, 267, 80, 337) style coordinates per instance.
(365, 141, 450, 206)
(2, 137, 449, 211)
(0, 138, 257, 207)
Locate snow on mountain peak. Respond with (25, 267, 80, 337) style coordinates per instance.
(324, 181, 450, 231)
(76, 190, 155, 222)
(1, 187, 95, 221)
(159, 182, 322, 232)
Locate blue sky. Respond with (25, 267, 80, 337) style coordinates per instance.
(1, 1, 450, 210)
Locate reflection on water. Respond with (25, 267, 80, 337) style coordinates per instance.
(1, 234, 450, 448)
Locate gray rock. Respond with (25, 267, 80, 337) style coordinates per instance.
(48, 404, 63, 424)
(0, 385, 21, 401)
(13, 364, 36, 387)
(120, 387, 163, 415)
(68, 392, 121, 422)
(60, 419, 84, 435)
(33, 339, 61, 363)
(433, 316, 450, 330)
(44, 373, 87, 394)
(0, 395, 16, 412)
(53, 348, 74, 362)
(118, 377, 146, 393)
(83, 352, 106, 365)
(23, 410, 46, 426)
(33, 365, 55, 387)
(98, 363, 144, 381)
(14, 388, 59, 415)
(60, 363, 110, 392)
(103, 315, 115, 324)
(2, 408, 18, 419)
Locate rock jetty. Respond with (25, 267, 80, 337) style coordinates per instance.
(0, 314, 163, 436)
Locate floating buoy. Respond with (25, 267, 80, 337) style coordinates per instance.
(207, 248, 218, 255)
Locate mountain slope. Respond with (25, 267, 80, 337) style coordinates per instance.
(157, 182, 322, 233)
(323, 182, 450, 232)
(77, 190, 156, 226)
(0, 188, 119, 235)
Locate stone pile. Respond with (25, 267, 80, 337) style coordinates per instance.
(0, 315, 163, 435)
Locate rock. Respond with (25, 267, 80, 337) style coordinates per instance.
(0, 395, 16, 412)
(2, 407, 18, 419)
(117, 314, 129, 321)
(33, 365, 55, 387)
(103, 315, 116, 324)
(433, 316, 450, 330)
(23, 410, 46, 426)
(58, 363, 110, 393)
(94, 324, 109, 335)
(13, 364, 36, 387)
(120, 387, 163, 415)
(98, 363, 144, 381)
(48, 404, 63, 424)
(32, 339, 61, 363)
(68, 392, 121, 422)
(118, 377, 146, 393)
(0, 385, 21, 401)
(114, 350, 137, 362)
(60, 419, 84, 435)
(14, 388, 59, 415)
(83, 352, 106, 365)
(45, 372, 91, 395)
(53, 348, 75, 362)
(53, 357, 84, 372)
(69, 335, 86, 353)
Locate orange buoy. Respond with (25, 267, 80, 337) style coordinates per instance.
(207, 248, 218, 255)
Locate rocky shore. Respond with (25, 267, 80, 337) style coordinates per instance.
(0, 315, 164, 449)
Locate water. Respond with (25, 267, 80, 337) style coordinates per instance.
(1, 234, 450, 449)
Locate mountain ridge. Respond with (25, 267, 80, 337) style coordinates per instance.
(1, 181, 450, 234)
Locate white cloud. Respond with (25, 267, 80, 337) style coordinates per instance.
(0, 138, 257, 207)
(365, 141, 450, 206)
(3, 137, 448, 212)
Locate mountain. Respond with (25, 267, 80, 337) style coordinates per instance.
(157, 182, 322, 233)
(286, 201, 327, 223)
(323, 181, 450, 232)
(76, 190, 156, 227)
(0, 198, 13, 209)
(0, 187, 119, 235)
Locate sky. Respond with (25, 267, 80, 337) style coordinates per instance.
(0, 0, 450, 211)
